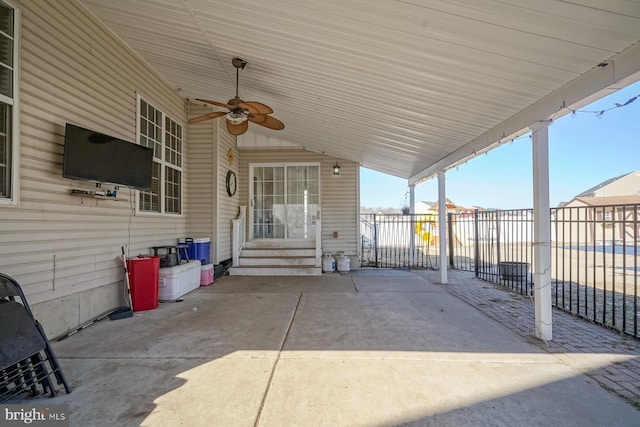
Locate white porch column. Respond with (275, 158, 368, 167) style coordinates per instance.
(409, 184, 415, 214)
(409, 184, 416, 266)
(531, 121, 552, 341)
(438, 172, 447, 284)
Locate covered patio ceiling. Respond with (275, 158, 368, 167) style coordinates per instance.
(79, 0, 640, 183)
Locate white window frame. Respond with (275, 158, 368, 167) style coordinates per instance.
(248, 162, 321, 241)
(0, 0, 19, 207)
(135, 95, 183, 216)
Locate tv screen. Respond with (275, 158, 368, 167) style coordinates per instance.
(63, 123, 153, 190)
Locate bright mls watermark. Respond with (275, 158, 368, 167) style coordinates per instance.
(1, 405, 69, 426)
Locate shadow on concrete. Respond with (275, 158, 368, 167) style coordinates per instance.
(10, 272, 640, 426)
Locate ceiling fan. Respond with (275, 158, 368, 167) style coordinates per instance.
(189, 57, 284, 136)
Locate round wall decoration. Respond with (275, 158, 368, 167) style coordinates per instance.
(226, 170, 237, 197)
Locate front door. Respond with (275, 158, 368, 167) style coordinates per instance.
(250, 163, 320, 240)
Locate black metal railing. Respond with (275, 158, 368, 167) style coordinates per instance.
(452, 209, 534, 295)
(552, 204, 640, 338)
(361, 203, 640, 338)
(360, 213, 439, 269)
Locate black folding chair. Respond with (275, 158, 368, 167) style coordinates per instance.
(0, 273, 71, 402)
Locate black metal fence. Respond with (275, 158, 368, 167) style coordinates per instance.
(552, 204, 639, 338)
(360, 213, 439, 269)
(451, 209, 534, 295)
(361, 203, 640, 338)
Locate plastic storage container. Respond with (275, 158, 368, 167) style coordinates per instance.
(214, 264, 225, 279)
(158, 260, 202, 300)
(126, 256, 160, 312)
(200, 263, 214, 286)
(192, 238, 211, 264)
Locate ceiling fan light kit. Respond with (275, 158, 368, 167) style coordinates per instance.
(225, 110, 248, 124)
(189, 57, 284, 136)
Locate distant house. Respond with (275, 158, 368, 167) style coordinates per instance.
(556, 171, 640, 244)
(567, 170, 640, 201)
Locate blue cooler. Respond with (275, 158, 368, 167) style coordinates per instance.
(192, 237, 211, 264)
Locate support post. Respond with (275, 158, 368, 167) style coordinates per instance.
(438, 172, 447, 284)
(373, 214, 379, 268)
(409, 184, 416, 267)
(448, 212, 454, 269)
(531, 121, 552, 341)
(474, 209, 479, 277)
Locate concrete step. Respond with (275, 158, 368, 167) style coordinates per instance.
(245, 240, 315, 249)
(241, 248, 316, 257)
(229, 266, 322, 276)
(236, 240, 319, 276)
(238, 256, 316, 266)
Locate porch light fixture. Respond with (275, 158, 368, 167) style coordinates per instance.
(333, 162, 340, 175)
(225, 110, 248, 125)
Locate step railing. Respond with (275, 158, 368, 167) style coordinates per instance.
(314, 206, 322, 267)
(232, 206, 247, 266)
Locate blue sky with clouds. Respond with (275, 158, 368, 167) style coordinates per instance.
(360, 81, 640, 210)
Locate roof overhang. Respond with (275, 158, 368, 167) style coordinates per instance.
(409, 42, 640, 185)
(78, 0, 640, 183)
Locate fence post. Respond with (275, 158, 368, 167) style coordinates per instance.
(448, 212, 454, 269)
(474, 209, 479, 277)
(496, 211, 501, 279)
(373, 213, 379, 268)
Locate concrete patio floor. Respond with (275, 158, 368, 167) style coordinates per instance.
(23, 270, 640, 426)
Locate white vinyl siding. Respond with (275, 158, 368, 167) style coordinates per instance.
(186, 103, 217, 263)
(137, 97, 183, 215)
(217, 127, 239, 262)
(0, 0, 17, 204)
(185, 102, 239, 264)
(0, 0, 187, 338)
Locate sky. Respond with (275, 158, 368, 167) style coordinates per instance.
(360, 80, 640, 210)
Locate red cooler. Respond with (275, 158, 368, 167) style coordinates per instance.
(126, 256, 160, 311)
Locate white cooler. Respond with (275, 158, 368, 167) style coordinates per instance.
(158, 260, 201, 300)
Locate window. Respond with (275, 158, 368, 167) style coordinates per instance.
(0, 1, 17, 204)
(137, 97, 183, 214)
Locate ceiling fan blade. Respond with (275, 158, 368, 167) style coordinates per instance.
(196, 98, 233, 110)
(188, 111, 226, 124)
(249, 114, 284, 131)
(226, 119, 249, 136)
(248, 114, 267, 124)
(239, 101, 273, 115)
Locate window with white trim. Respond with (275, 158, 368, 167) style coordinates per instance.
(0, 1, 17, 203)
(137, 98, 183, 214)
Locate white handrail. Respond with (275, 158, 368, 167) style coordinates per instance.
(232, 206, 247, 266)
(315, 206, 322, 267)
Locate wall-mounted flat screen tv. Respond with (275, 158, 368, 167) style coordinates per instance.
(63, 123, 153, 190)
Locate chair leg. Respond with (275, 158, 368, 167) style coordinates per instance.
(43, 344, 71, 393)
(30, 354, 55, 397)
(34, 320, 71, 393)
